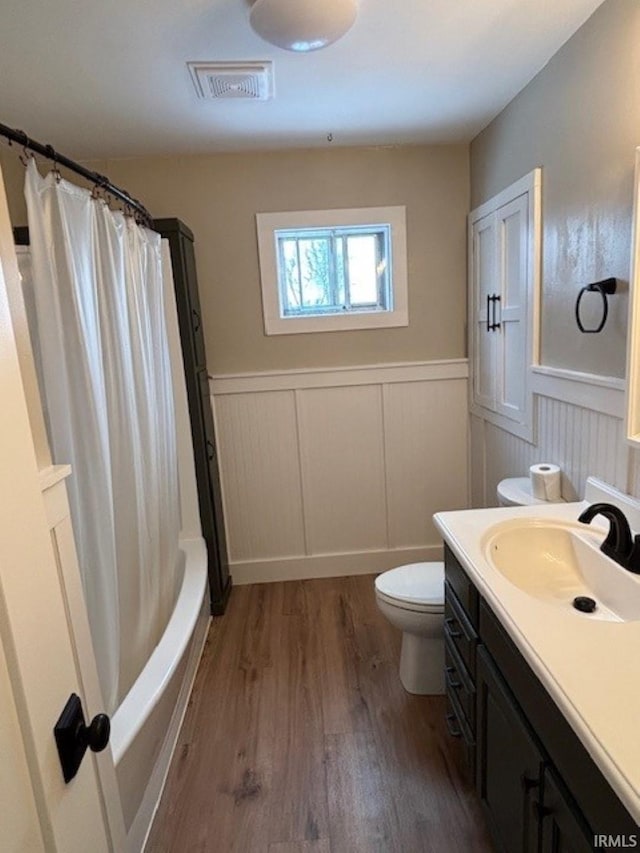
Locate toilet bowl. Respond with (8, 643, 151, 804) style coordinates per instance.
(374, 562, 445, 695)
(375, 473, 564, 695)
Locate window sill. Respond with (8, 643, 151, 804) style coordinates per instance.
(264, 306, 408, 335)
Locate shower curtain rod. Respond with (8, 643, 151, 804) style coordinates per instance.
(0, 121, 153, 228)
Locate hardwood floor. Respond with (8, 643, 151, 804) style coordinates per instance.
(147, 575, 492, 853)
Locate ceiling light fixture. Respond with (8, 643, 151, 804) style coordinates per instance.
(249, 0, 357, 53)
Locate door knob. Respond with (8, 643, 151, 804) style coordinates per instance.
(83, 712, 110, 752)
(54, 693, 111, 783)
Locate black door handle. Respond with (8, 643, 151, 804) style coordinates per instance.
(192, 308, 201, 332)
(486, 294, 501, 331)
(54, 693, 111, 783)
(207, 440, 215, 461)
(492, 294, 501, 330)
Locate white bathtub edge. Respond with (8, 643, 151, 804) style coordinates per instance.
(135, 591, 209, 853)
(111, 537, 208, 764)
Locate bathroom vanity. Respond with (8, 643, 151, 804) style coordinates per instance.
(435, 480, 640, 851)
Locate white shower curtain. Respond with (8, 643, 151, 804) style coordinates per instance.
(24, 160, 180, 714)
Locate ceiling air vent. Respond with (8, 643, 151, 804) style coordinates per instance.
(188, 61, 274, 101)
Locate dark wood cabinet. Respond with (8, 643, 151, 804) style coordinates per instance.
(540, 768, 594, 853)
(476, 646, 541, 853)
(155, 218, 231, 615)
(444, 545, 479, 780)
(443, 544, 637, 852)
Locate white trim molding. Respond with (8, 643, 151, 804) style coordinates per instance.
(210, 358, 468, 394)
(255, 205, 408, 335)
(626, 147, 640, 447)
(531, 365, 625, 418)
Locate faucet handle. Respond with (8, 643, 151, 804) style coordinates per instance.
(627, 534, 640, 574)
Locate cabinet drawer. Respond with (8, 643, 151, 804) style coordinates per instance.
(446, 694, 475, 781)
(444, 544, 478, 627)
(444, 582, 478, 676)
(445, 636, 475, 730)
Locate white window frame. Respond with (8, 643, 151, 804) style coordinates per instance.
(256, 206, 408, 335)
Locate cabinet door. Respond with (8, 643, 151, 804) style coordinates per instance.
(494, 193, 528, 424)
(540, 767, 593, 853)
(476, 647, 542, 853)
(471, 212, 498, 411)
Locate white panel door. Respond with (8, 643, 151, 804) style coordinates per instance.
(0, 166, 121, 852)
(495, 193, 528, 423)
(468, 168, 540, 442)
(472, 212, 498, 411)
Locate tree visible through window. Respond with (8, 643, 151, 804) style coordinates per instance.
(275, 225, 391, 318)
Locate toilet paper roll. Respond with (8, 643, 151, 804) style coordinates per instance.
(530, 463, 562, 502)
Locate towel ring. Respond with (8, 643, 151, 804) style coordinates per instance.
(575, 278, 617, 333)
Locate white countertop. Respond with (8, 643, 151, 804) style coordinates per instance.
(434, 488, 640, 826)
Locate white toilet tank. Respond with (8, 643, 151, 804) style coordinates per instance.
(496, 476, 565, 507)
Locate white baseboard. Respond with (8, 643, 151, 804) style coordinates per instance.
(230, 545, 444, 585)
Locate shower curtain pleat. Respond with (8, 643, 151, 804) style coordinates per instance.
(24, 160, 180, 713)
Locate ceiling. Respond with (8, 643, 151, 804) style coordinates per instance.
(0, 0, 604, 159)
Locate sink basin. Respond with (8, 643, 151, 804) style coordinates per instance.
(482, 518, 640, 622)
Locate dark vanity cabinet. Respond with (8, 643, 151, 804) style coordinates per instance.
(155, 218, 231, 615)
(476, 646, 542, 852)
(444, 547, 479, 778)
(444, 544, 637, 852)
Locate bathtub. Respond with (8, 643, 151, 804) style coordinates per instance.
(110, 537, 210, 852)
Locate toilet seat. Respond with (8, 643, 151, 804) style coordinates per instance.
(374, 562, 444, 613)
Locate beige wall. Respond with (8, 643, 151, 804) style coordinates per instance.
(66, 146, 468, 374)
(2, 146, 469, 374)
(471, 0, 640, 378)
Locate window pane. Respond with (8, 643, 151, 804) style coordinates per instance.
(275, 223, 392, 318)
(298, 238, 332, 308)
(280, 238, 301, 310)
(346, 234, 380, 306)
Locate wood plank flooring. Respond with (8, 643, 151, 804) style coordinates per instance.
(147, 575, 492, 853)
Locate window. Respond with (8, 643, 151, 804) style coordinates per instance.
(256, 206, 408, 335)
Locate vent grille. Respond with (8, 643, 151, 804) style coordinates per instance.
(188, 61, 274, 101)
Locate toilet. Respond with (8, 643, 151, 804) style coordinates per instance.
(496, 476, 565, 507)
(374, 476, 564, 695)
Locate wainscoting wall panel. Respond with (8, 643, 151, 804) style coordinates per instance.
(213, 390, 306, 561)
(473, 367, 632, 508)
(297, 384, 388, 555)
(384, 380, 468, 547)
(211, 360, 469, 584)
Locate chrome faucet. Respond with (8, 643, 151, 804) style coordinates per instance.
(578, 502, 640, 573)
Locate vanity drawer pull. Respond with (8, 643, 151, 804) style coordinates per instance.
(445, 617, 462, 639)
(445, 584, 477, 641)
(446, 712, 461, 738)
(446, 668, 462, 690)
(521, 773, 539, 793)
